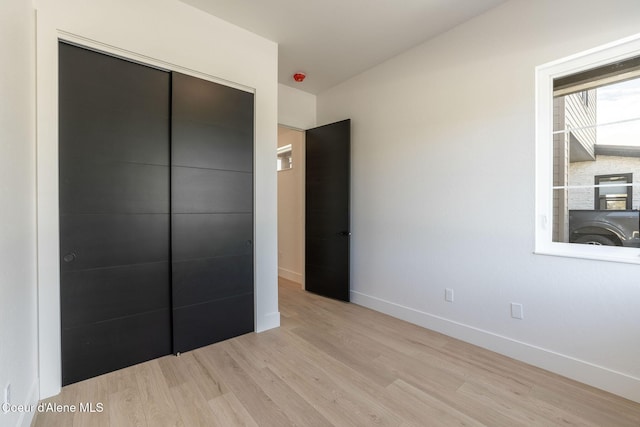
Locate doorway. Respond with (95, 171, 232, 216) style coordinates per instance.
(277, 120, 351, 301)
(277, 126, 305, 288)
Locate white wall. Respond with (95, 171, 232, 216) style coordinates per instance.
(277, 127, 305, 284)
(317, 0, 640, 402)
(35, 0, 279, 399)
(278, 84, 316, 129)
(0, 1, 38, 426)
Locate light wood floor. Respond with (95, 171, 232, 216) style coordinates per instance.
(33, 278, 640, 426)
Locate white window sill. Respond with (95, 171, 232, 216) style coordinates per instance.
(535, 242, 640, 265)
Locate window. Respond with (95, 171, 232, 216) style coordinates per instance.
(536, 34, 640, 263)
(277, 144, 293, 171)
(594, 173, 632, 210)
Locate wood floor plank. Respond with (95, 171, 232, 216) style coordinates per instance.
(222, 339, 333, 426)
(157, 354, 191, 389)
(133, 361, 184, 427)
(529, 384, 640, 427)
(290, 325, 398, 387)
(71, 374, 110, 427)
(207, 393, 260, 427)
(107, 367, 147, 427)
(387, 379, 486, 427)
(266, 347, 402, 427)
(267, 323, 473, 427)
(198, 345, 297, 427)
(167, 381, 218, 427)
(246, 327, 403, 426)
(183, 352, 229, 401)
(31, 277, 640, 427)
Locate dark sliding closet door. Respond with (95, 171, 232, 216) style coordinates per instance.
(60, 44, 255, 384)
(59, 43, 172, 385)
(171, 73, 255, 353)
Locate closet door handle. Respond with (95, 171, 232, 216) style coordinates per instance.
(63, 252, 77, 263)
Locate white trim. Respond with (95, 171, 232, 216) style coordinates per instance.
(36, 8, 62, 399)
(17, 378, 39, 427)
(351, 290, 640, 403)
(278, 267, 303, 284)
(255, 311, 280, 333)
(535, 32, 640, 264)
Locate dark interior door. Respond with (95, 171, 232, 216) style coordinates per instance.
(305, 119, 351, 301)
(59, 42, 172, 385)
(171, 72, 255, 353)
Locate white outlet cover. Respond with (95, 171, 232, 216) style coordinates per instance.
(511, 303, 524, 319)
(445, 288, 454, 302)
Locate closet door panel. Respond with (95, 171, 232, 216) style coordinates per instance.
(171, 167, 252, 213)
(172, 294, 254, 352)
(172, 255, 253, 307)
(59, 108, 170, 165)
(60, 161, 169, 214)
(171, 72, 254, 354)
(171, 122, 252, 172)
(59, 214, 169, 272)
(172, 214, 253, 262)
(59, 45, 169, 117)
(171, 213, 253, 261)
(61, 309, 172, 386)
(59, 42, 171, 385)
(61, 262, 170, 328)
(170, 74, 254, 128)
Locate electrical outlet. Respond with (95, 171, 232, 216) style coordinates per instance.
(511, 303, 524, 319)
(445, 288, 454, 302)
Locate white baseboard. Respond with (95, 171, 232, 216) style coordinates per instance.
(17, 378, 39, 427)
(351, 290, 640, 403)
(256, 311, 280, 333)
(278, 267, 302, 284)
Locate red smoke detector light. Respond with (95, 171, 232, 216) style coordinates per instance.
(293, 72, 306, 82)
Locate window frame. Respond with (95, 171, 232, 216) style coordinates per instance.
(535, 33, 640, 264)
(594, 173, 632, 210)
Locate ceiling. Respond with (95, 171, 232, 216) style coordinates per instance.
(181, 0, 508, 94)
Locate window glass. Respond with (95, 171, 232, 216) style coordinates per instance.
(552, 73, 640, 247)
(536, 35, 640, 261)
(277, 144, 293, 171)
